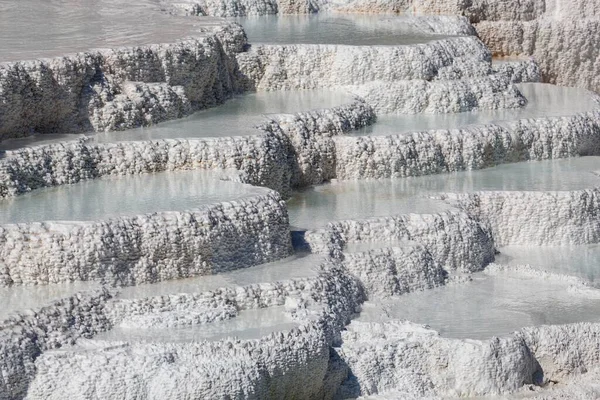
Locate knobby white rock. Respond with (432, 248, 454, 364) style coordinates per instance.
(0, 6, 599, 400)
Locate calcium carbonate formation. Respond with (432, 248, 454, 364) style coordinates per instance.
(1, 1, 600, 399)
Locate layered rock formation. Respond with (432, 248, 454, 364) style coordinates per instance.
(318, 0, 600, 93)
(0, 189, 291, 287)
(0, 23, 246, 139)
(0, 4, 599, 400)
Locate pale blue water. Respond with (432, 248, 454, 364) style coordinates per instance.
(497, 245, 600, 284)
(0, 170, 268, 224)
(358, 271, 600, 339)
(0, 0, 210, 62)
(288, 157, 600, 229)
(236, 14, 456, 46)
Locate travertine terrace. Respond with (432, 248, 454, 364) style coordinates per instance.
(1, 1, 600, 399)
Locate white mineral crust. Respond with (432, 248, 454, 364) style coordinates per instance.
(0, 6, 599, 400)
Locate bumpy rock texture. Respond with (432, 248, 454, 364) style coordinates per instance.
(0, 100, 374, 197)
(305, 210, 495, 273)
(317, 0, 600, 93)
(341, 244, 447, 298)
(2, 4, 600, 400)
(449, 188, 600, 246)
(2, 77, 563, 200)
(0, 288, 113, 399)
(0, 191, 292, 287)
(333, 111, 600, 180)
(337, 320, 539, 398)
(349, 75, 525, 114)
(0, 133, 292, 197)
(0, 23, 246, 140)
(163, 0, 600, 93)
(476, 18, 600, 93)
(236, 36, 491, 91)
(25, 262, 364, 400)
(337, 318, 600, 399)
(163, 0, 314, 16)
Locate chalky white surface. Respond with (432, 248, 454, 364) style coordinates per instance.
(354, 83, 600, 135)
(237, 36, 491, 90)
(0, 21, 246, 139)
(2, 6, 600, 400)
(92, 89, 355, 142)
(0, 189, 292, 287)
